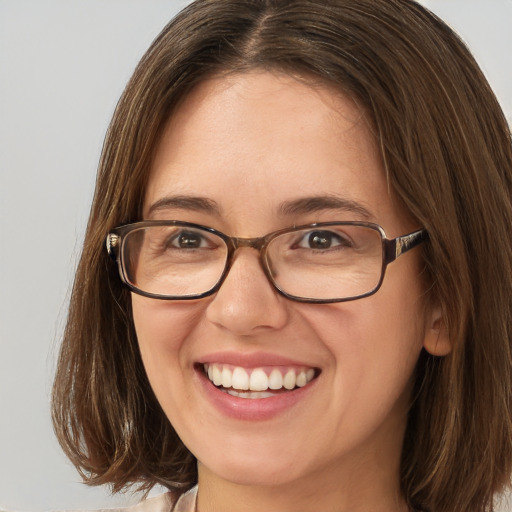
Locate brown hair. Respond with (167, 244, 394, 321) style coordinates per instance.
(52, 1, 512, 510)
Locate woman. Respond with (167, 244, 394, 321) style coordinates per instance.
(52, 0, 512, 511)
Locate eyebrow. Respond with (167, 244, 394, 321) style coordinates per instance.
(279, 195, 374, 220)
(146, 193, 373, 220)
(147, 195, 221, 217)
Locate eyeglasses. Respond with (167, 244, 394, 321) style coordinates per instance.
(106, 220, 428, 303)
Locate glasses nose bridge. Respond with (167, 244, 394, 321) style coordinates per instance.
(224, 235, 272, 279)
(230, 235, 268, 252)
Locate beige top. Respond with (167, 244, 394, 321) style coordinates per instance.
(94, 486, 197, 512)
(0, 488, 198, 512)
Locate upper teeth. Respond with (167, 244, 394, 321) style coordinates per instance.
(204, 363, 315, 392)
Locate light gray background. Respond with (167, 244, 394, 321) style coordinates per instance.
(1, 1, 511, 510)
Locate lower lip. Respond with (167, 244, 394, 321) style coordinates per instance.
(195, 368, 317, 421)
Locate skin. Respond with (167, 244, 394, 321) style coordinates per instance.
(132, 71, 447, 512)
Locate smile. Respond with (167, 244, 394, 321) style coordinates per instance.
(203, 363, 317, 399)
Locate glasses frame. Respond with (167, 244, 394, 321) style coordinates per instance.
(106, 220, 428, 303)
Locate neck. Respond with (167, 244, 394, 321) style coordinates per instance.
(196, 452, 409, 512)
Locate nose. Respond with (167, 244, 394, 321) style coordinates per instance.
(205, 248, 290, 335)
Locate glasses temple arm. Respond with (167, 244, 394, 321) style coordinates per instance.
(106, 233, 120, 261)
(384, 229, 429, 263)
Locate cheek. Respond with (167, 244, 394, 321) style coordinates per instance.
(131, 295, 204, 402)
(299, 263, 426, 407)
(301, 293, 425, 365)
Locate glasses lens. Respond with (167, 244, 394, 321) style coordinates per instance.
(266, 224, 383, 301)
(122, 225, 228, 297)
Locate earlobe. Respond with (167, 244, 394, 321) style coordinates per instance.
(423, 307, 452, 356)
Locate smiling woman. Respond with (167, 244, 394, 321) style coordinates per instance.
(51, 1, 512, 511)
(128, 74, 435, 504)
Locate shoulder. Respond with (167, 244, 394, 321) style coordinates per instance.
(95, 486, 197, 512)
(93, 493, 173, 512)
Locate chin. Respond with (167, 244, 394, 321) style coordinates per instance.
(194, 435, 315, 488)
(200, 457, 306, 488)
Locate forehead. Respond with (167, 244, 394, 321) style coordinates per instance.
(153, 70, 372, 160)
(143, 70, 406, 235)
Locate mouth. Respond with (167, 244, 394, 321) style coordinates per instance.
(201, 363, 319, 399)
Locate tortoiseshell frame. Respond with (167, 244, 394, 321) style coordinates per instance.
(106, 221, 428, 303)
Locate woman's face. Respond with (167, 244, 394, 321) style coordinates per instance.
(133, 71, 435, 501)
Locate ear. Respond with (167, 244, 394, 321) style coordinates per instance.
(423, 305, 452, 356)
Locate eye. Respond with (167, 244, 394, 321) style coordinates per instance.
(170, 230, 210, 249)
(296, 230, 351, 250)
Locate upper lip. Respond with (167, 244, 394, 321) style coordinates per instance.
(198, 351, 317, 369)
